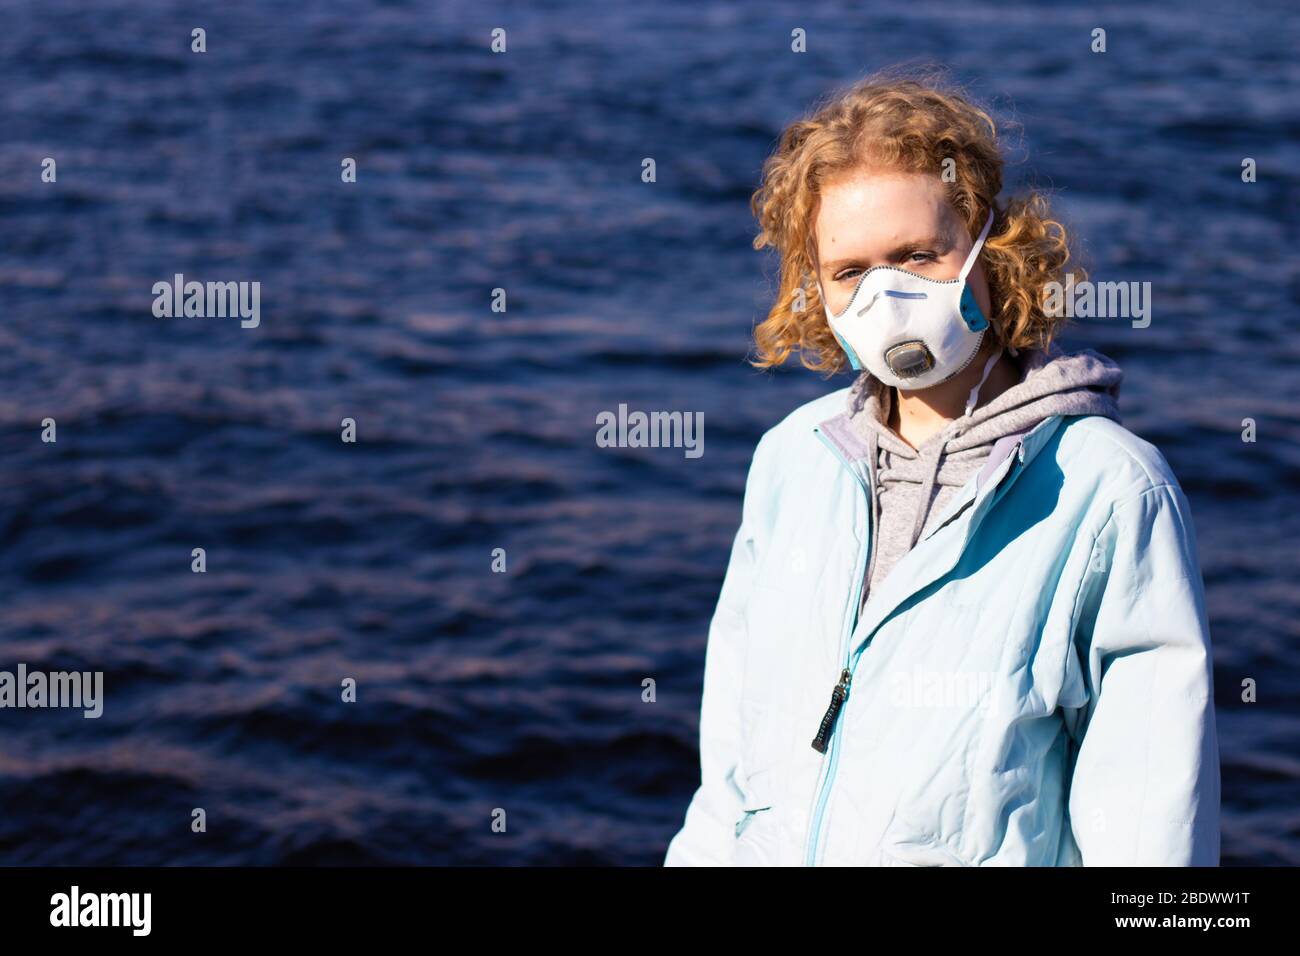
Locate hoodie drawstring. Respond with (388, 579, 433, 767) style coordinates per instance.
(964, 349, 1004, 418)
(906, 350, 1002, 548)
(907, 441, 944, 549)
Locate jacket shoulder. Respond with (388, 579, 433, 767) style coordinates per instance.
(755, 385, 853, 457)
(1056, 415, 1185, 499)
(737, 385, 852, 522)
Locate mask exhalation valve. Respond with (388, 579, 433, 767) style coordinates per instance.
(884, 340, 935, 379)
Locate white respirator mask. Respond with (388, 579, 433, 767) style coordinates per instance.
(818, 208, 996, 391)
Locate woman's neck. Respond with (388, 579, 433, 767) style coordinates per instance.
(886, 344, 1020, 449)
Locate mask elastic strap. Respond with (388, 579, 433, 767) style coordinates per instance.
(958, 208, 996, 285)
(964, 347, 1002, 417)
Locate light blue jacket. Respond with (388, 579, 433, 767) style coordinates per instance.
(664, 386, 1221, 866)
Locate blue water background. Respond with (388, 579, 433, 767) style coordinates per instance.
(0, 0, 1297, 864)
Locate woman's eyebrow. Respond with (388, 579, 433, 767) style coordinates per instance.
(821, 234, 950, 272)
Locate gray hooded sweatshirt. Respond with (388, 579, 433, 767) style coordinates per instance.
(847, 346, 1124, 603)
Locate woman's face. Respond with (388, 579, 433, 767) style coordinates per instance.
(811, 169, 992, 322)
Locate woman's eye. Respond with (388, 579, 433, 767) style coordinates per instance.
(833, 252, 933, 281)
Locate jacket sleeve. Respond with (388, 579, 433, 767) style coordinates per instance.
(1063, 481, 1221, 865)
(663, 437, 768, 866)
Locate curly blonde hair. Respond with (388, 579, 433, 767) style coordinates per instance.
(749, 67, 1082, 374)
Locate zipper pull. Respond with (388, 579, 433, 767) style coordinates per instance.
(810, 668, 852, 753)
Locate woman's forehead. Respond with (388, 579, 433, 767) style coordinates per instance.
(819, 171, 949, 226)
(813, 172, 958, 260)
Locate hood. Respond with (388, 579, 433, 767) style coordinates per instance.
(846, 345, 1123, 553)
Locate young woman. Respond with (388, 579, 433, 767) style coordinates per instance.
(664, 73, 1220, 866)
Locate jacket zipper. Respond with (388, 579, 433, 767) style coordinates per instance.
(804, 424, 1026, 866)
(811, 669, 852, 753)
(806, 428, 874, 865)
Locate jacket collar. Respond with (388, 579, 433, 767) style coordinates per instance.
(812, 407, 1061, 492)
(812, 409, 1065, 656)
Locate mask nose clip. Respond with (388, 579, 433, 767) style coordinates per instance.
(884, 340, 935, 379)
